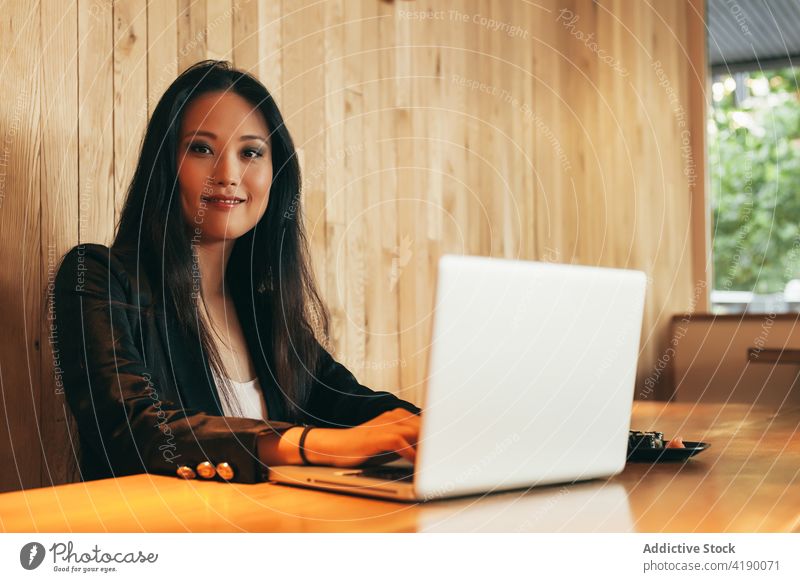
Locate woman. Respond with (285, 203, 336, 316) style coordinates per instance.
(52, 60, 421, 484)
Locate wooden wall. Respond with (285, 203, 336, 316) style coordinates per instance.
(670, 315, 800, 407)
(0, 0, 706, 492)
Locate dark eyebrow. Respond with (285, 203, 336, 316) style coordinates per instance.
(182, 130, 268, 144)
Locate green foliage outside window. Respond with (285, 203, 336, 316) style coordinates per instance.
(709, 68, 800, 294)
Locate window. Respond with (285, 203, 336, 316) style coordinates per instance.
(709, 67, 800, 314)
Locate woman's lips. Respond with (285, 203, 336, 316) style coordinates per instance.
(201, 196, 245, 210)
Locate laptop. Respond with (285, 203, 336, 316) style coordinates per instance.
(267, 254, 647, 502)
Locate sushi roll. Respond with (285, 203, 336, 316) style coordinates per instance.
(628, 430, 665, 450)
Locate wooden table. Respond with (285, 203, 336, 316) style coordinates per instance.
(1, 402, 798, 532)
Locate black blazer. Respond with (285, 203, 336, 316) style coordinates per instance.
(52, 243, 421, 484)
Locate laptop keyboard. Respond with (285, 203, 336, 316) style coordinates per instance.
(358, 466, 415, 482)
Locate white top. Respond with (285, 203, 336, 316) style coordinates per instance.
(212, 370, 269, 421)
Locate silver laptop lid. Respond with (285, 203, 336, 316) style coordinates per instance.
(414, 255, 647, 501)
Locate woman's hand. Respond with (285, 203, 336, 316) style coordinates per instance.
(304, 408, 421, 467)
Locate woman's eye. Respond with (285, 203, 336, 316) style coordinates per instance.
(243, 148, 264, 159)
(189, 143, 211, 155)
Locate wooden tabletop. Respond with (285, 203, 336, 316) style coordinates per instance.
(1, 402, 798, 533)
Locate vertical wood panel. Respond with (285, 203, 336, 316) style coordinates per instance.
(207, 0, 233, 61)
(147, 0, 178, 119)
(322, 0, 346, 358)
(397, 0, 436, 406)
(298, 1, 328, 355)
(0, 0, 43, 493)
(359, 3, 400, 391)
(178, 0, 206, 71)
(114, 0, 148, 223)
(464, 0, 483, 260)
(394, 0, 416, 399)
(343, 0, 366, 380)
(516, 0, 536, 260)
(258, 0, 326, 362)
(79, 0, 115, 246)
(232, 0, 257, 75)
(534, 0, 572, 260)
(475, 0, 493, 256)
(375, 0, 402, 392)
(255, 0, 283, 108)
(360, 0, 384, 388)
(440, 0, 468, 261)
(40, 0, 80, 489)
(485, 0, 507, 258)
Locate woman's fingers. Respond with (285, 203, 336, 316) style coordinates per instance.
(373, 432, 416, 462)
(381, 417, 420, 447)
(399, 426, 420, 447)
(390, 434, 416, 463)
(345, 408, 421, 466)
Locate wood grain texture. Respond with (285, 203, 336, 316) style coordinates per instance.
(0, 402, 796, 532)
(178, 0, 207, 71)
(0, 0, 707, 491)
(113, 0, 149, 225)
(147, 0, 179, 120)
(40, 0, 80, 489)
(207, 0, 233, 62)
(79, 0, 115, 246)
(0, 0, 43, 494)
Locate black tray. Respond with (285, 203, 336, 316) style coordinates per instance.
(626, 441, 710, 462)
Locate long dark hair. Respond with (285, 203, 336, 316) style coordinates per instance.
(113, 59, 329, 422)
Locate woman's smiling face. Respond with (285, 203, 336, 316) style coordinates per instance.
(177, 90, 273, 242)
